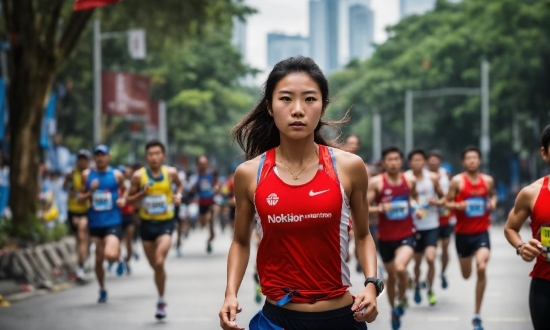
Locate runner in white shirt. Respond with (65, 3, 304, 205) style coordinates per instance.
(405, 149, 445, 306)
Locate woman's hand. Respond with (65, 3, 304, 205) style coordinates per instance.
(219, 295, 244, 330)
(351, 284, 378, 323)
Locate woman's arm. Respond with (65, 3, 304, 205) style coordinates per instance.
(220, 161, 258, 330)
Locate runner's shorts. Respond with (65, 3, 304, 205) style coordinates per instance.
(140, 219, 175, 241)
(438, 224, 454, 239)
(67, 211, 87, 233)
(379, 235, 416, 263)
(89, 225, 122, 240)
(455, 231, 490, 258)
(414, 228, 439, 253)
(121, 214, 135, 229)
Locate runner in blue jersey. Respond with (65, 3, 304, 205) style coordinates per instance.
(191, 155, 218, 254)
(79, 145, 127, 303)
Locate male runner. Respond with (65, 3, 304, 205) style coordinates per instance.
(191, 155, 218, 254)
(368, 146, 421, 330)
(119, 164, 136, 275)
(504, 124, 550, 330)
(79, 145, 126, 303)
(127, 140, 183, 320)
(405, 149, 444, 306)
(446, 146, 497, 330)
(64, 149, 91, 281)
(427, 150, 453, 289)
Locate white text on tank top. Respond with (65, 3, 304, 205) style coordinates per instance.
(412, 169, 439, 230)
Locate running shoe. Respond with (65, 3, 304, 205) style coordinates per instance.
(155, 302, 167, 320)
(75, 267, 85, 282)
(116, 261, 125, 276)
(428, 290, 437, 306)
(107, 263, 114, 272)
(391, 309, 401, 330)
(98, 289, 107, 303)
(396, 297, 408, 316)
(414, 283, 422, 304)
(176, 246, 182, 258)
(441, 274, 448, 289)
(206, 242, 212, 254)
(356, 262, 362, 274)
(472, 316, 483, 330)
(254, 284, 262, 304)
(133, 251, 140, 261)
(421, 281, 427, 289)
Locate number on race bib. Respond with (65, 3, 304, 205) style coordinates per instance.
(92, 191, 113, 211)
(541, 226, 550, 248)
(465, 198, 486, 218)
(143, 194, 168, 215)
(386, 200, 410, 221)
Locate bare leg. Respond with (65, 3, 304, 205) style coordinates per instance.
(103, 235, 120, 264)
(474, 248, 490, 314)
(459, 256, 473, 279)
(143, 235, 171, 297)
(413, 252, 423, 285)
(91, 237, 105, 289)
(75, 216, 89, 267)
(425, 246, 437, 289)
(439, 237, 450, 274)
(384, 262, 397, 310)
(125, 225, 135, 263)
(394, 245, 414, 302)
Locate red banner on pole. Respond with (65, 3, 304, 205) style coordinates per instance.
(102, 70, 151, 116)
(148, 100, 159, 128)
(74, 0, 120, 11)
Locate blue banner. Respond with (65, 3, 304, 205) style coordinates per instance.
(0, 78, 5, 141)
(40, 92, 57, 149)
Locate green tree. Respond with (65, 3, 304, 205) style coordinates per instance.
(1, 0, 252, 234)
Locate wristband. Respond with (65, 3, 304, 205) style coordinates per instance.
(516, 243, 525, 256)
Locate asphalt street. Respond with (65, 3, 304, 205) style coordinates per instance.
(0, 225, 534, 330)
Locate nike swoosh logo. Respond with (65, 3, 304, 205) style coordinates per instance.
(309, 189, 330, 197)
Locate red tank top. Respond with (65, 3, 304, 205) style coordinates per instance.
(254, 145, 351, 304)
(529, 176, 550, 281)
(376, 173, 416, 242)
(454, 174, 490, 234)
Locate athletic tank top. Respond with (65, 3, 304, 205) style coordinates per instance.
(254, 145, 351, 304)
(454, 174, 490, 234)
(87, 167, 122, 228)
(407, 169, 439, 231)
(437, 168, 452, 226)
(196, 172, 215, 206)
(138, 166, 174, 221)
(68, 168, 90, 213)
(529, 176, 550, 281)
(376, 173, 416, 241)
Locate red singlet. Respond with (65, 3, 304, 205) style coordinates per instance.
(254, 145, 351, 304)
(454, 174, 490, 235)
(530, 176, 550, 281)
(376, 174, 416, 242)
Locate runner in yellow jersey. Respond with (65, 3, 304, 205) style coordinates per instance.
(127, 140, 183, 320)
(63, 149, 91, 281)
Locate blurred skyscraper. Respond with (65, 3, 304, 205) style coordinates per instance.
(349, 3, 374, 60)
(267, 33, 310, 68)
(231, 17, 247, 62)
(400, 0, 436, 18)
(309, 0, 327, 71)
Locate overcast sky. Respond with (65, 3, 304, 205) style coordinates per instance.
(244, 0, 400, 71)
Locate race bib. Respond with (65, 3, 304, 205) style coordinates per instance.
(465, 198, 486, 217)
(92, 191, 113, 211)
(386, 200, 409, 221)
(143, 194, 168, 215)
(541, 226, 550, 248)
(200, 179, 213, 193)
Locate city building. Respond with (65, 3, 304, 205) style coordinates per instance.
(349, 3, 374, 60)
(400, 0, 436, 18)
(267, 33, 309, 68)
(231, 17, 247, 62)
(309, 0, 327, 71)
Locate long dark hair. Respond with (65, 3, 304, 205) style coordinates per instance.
(232, 56, 347, 160)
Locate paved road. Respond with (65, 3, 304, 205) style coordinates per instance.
(0, 225, 534, 330)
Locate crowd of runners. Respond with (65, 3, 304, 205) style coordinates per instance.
(59, 56, 549, 330)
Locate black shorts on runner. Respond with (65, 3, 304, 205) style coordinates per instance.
(121, 214, 135, 230)
(140, 220, 175, 242)
(379, 235, 416, 263)
(174, 205, 181, 221)
(229, 206, 236, 221)
(67, 211, 87, 233)
(455, 231, 490, 258)
(530, 277, 550, 330)
(438, 224, 454, 239)
(414, 228, 439, 253)
(199, 204, 214, 215)
(89, 225, 122, 240)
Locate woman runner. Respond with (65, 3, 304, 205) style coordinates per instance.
(218, 56, 382, 330)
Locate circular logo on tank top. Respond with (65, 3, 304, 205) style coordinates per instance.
(267, 193, 279, 206)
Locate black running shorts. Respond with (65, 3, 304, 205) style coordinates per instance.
(140, 219, 175, 242)
(379, 235, 416, 263)
(414, 228, 439, 253)
(89, 225, 122, 240)
(455, 231, 490, 258)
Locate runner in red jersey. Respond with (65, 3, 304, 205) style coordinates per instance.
(446, 146, 497, 330)
(219, 56, 381, 330)
(504, 125, 550, 330)
(367, 146, 421, 330)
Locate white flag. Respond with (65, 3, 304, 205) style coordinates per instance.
(128, 29, 146, 59)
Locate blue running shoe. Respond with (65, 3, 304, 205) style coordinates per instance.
(206, 242, 212, 254)
(107, 263, 114, 272)
(396, 297, 408, 316)
(116, 262, 125, 276)
(472, 316, 483, 330)
(441, 274, 448, 289)
(391, 309, 401, 330)
(155, 302, 167, 320)
(421, 281, 427, 289)
(414, 284, 422, 304)
(98, 289, 107, 303)
(133, 252, 140, 261)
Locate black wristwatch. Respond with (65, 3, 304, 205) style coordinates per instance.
(516, 243, 525, 255)
(364, 277, 384, 297)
